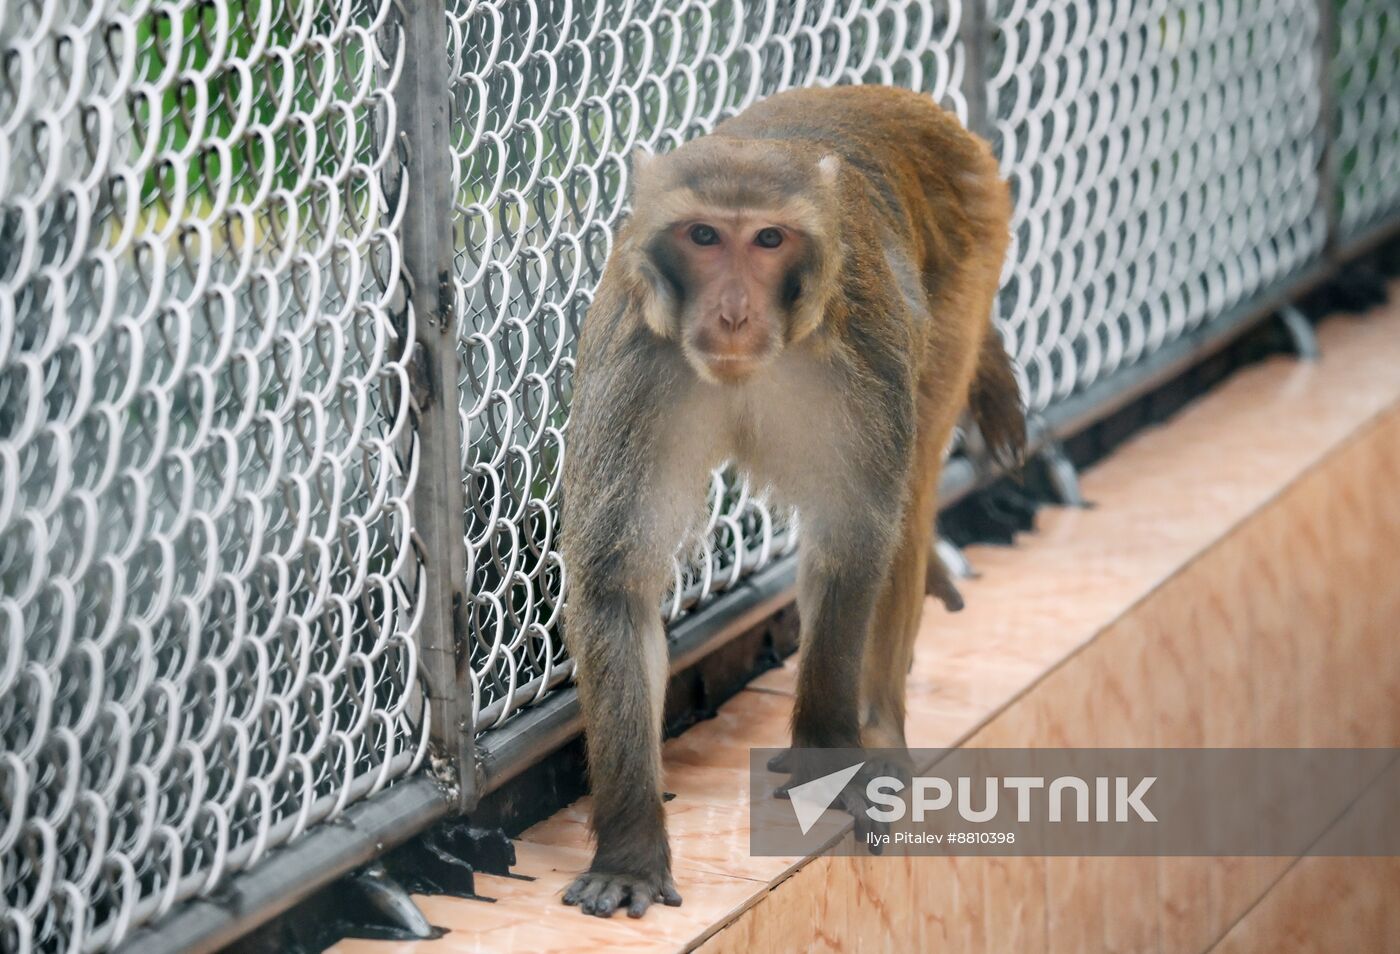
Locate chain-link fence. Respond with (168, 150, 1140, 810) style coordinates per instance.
(450, 0, 969, 731)
(1334, 0, 1400, 242)
(0, 3, 426, 952)
(2, 1, 1398, 953)
(988, 0, 1329, 413)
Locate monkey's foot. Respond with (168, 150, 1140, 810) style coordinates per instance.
(770, 742, 912, 787)
(772, 750, 896, 850)
(863, 750, 915, 792)
(562, 869, 682, 919)
(857, 738, 916, 795)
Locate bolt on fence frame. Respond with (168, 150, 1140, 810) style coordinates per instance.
(391, 0, 477, 812)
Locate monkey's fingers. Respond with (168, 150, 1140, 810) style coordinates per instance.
(772, 755, 833, 798)
(625, 875, 684, 917)
(562, 872, 612, 913)
(586, 880, 627, 917)
(561, 874, 594, 907)
(624, 879, 657, 919)
(566, 872, 678, 919)
(573, 875, 619, 917)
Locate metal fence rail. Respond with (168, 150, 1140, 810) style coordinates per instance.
(2, 1, 1398, 953)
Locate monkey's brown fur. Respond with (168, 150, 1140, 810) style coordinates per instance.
(560, 85, 1021, 918)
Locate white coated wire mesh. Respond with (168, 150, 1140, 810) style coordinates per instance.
(0, 4, 426, 953)
(1333, 0, 1400, 242)
(449, 0, 970, 730)
(2, 0, 1399, 952)
(986, 0, 1330, 414)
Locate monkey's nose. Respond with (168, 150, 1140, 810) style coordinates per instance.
(718, 311, 751, 332)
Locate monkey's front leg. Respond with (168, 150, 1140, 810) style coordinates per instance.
(778, 519, 904, 843)
(791, 548, 886, 749)
(561, 577, 682, 917)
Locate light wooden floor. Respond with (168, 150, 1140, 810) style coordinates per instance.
(331, 286, 1400, 953)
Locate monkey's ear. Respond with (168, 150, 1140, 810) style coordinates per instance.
(817, 154, 840, 186)
(630, 144, 657, 181)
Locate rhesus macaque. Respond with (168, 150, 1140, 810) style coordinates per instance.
(560, 85, 1022, 918)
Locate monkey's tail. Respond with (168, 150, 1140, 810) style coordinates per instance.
(969, 328, 1026, 469)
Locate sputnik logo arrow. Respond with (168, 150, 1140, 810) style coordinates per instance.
(787, 761, 865, 835)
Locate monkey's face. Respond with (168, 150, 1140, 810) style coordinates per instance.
(627, 139, 842, 384)
(651, 214, 809, 383)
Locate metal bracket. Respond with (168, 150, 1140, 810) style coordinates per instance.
(935, 537, 976, 580)
(956, 0, 990, 139)
(340, 863, 439, 941)
(1277, 305, 1321, 362)
(928, 537, 972, 614)
(380, 819, 522, 903)
(1039, 439, 1087, 508)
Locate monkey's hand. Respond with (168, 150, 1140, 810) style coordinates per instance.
(563, 867, 682, 919)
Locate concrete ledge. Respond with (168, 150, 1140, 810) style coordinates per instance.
(332, 286, 1400, 954)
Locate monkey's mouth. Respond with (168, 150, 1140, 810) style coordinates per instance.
(685, 327, 778, 383)
(693, 349, 770, 383)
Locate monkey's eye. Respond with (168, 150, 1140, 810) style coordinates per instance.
(754, 227, 784, 249)
(689, 224, 720, 246)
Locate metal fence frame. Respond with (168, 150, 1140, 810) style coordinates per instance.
(3, 1, 1397, 952)
(393, 0, 476, 815)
